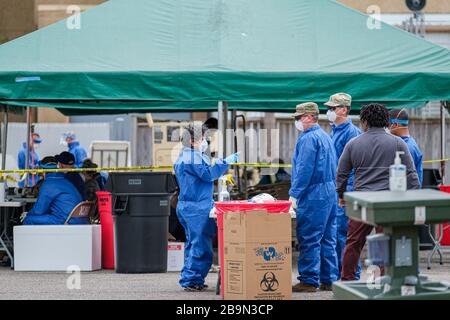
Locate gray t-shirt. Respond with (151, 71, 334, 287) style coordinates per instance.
(336, 127, 420, 198)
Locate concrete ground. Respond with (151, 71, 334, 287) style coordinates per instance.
(0, 251, 449, 300)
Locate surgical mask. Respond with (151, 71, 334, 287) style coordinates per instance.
(390, 125, 408, 133)
(200, 139, 208, 153)
(326, 110, 337, 123)
(33, 143, 40, 150)
(389, 108, 409, 133)
(295, 120, 304, 132)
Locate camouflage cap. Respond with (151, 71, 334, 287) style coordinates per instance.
(324, 93, 352, 108)
(292, 102, 319, 118)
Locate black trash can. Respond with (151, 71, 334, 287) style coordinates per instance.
(108, 172, 178, 273)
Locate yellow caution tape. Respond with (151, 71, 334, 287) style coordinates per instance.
(0, 165, 174, 175)
(423, 158, 450, 164)
(0, 175, 20, 183)
(231, 162, 292, 168)
(0, 157, 447, 175)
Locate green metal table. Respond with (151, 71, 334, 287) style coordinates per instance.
(333, 189, 450, 300)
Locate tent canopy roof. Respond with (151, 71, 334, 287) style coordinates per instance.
(0, 0, 449, 114)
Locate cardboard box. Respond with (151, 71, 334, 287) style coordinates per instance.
(223, 210, 292, 300)
(167, 242, 185, 272)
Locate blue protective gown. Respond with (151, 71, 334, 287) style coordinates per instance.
(174, 147, 229, 287)
(289, 124, 339, 287)
(330, 119, 362, 280)
(401, 136, 423, 188)
(17, 142, 40, 187)
(68, 141, 88, 168)
(23, 172, 86, 225)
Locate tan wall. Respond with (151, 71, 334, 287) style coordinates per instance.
(338, 0, 450, 14)
(36, 0, 106, 28)
(37, 108, 69, 123)
(0, 0, 36, 44)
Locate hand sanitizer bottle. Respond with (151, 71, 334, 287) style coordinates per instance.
(390, 151, 407, 192)
(218, 177, 230, 202)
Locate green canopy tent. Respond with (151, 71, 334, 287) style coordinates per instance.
(0, 0, 449, 175)
(0, 0, 449, 113)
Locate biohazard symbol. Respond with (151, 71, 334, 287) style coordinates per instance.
(260, 272, 279, 292)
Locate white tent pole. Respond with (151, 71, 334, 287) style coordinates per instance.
(218, 101, 224, 159)
(25, 107, 31, 187)
(1, 105, 8, 171)
(217, 101, 225, 199)
(441, 101, 446, 183)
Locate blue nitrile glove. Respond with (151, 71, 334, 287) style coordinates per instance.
(224, 152, 240, 164)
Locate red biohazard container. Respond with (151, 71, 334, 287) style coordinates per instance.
(96, 191, 115, 269)
(214, 200, 291, 298)
(439, 186, 450, 246)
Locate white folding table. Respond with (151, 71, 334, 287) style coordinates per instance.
(0, 200, 26, 268)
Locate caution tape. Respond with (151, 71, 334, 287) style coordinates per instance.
(423, 158, 450, 164)
(231, 162, 292, 168)
(0, 158, 447, 175)
(0, 175, 20, 183)
(0, 165, 174, 175)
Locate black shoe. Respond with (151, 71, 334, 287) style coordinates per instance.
(183, 285, 207, 292)
(319, 283, 333, 291)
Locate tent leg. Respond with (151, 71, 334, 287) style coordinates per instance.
(25, 107, 31, 187)
(1, 104, 8, 171)
(441, 101, 446, 183)
(217, 101, 225, 197)
(217, 101, 224, 159)
(223, 102, 228, 157)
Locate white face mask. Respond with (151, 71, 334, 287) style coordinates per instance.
(200, 139, 208, 152)
(295, 120, 304, 132)
(327, 110, 337, 123)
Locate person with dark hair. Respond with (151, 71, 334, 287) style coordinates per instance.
(290, 102, 339, 292)
(203, 118, 219, 158)
(203, 118, 218, 130)
(336, 103, 420, 281)
(325, 93, 362, 280)
(22, 156, 85, 225)
(55, 151, 86, 200)
(174, 123, 239, 291)
(81, 159, 101, 202)
(389, 108, 423, 187)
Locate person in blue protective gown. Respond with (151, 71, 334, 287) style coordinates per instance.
(61, 132, 88, 168)
(389, 108, 423, 187)
(22, 156, 86, 225)
(324, 93, 362, 280)
(289, 102, 339, 292)
(174, 123, 239, 292)
(18, 133, 42, 187)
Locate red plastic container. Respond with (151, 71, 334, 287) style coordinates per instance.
(214, 200, 291, 298)
(96, 191, 115, 269)
(439, 186, 450, 246)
